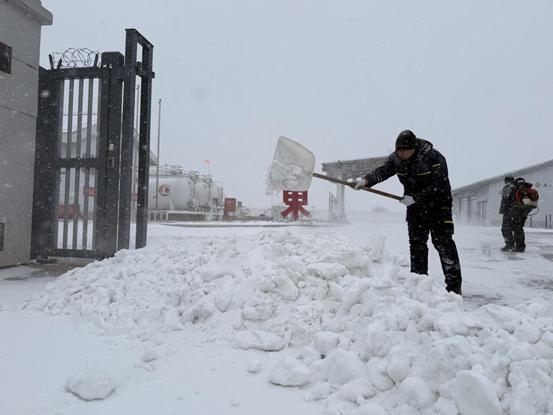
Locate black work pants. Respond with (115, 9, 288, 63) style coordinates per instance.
(512, 209, 529, 250)
(503, 208, 530, 250)
(407, 206, 462, 291)
(501, 212, 516, 248)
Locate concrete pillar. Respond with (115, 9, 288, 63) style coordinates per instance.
(336, 171, 347, 222)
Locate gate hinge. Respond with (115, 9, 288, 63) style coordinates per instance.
(137, 69, 155, 79)
(135, 61, 155, 79)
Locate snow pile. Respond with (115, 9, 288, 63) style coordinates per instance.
(26, 229, 553, 414)
(25, 229, 370, 340)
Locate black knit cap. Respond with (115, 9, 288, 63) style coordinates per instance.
(504, 176, 514, 184)
(395, 130, 417, 150)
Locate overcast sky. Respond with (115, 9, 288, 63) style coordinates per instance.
(40, 0, 553, 212)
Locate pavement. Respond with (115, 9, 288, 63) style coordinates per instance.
(0, 258, 93, 310)
(1, 258, 93, 281)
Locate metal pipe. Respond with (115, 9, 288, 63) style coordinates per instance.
(155, 98, 162, 212)
(63, 78, 75, 249)
(135, 84, 140, 132)
(132, 83, 140, 212)
(72, 78, 84, 249)
(82, 77, 94, 249)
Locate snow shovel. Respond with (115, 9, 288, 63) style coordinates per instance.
(268, 136, 402, 201)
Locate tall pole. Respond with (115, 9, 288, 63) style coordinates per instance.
(135, 84, 140, 131)
(133, 84, 140, 211)
(155, 98, 162, 211)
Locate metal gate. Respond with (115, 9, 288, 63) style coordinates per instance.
(31, 29, 154, 260)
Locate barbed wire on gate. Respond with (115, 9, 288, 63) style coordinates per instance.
(49, 48, 101, 69)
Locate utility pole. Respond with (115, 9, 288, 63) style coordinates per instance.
(155, 98, 162, 211)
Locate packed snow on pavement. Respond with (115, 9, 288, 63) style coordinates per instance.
(2, 214, 553, 415)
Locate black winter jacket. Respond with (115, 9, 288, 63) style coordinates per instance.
(499, 182, 517, 214)
(363, 139, 452, 209)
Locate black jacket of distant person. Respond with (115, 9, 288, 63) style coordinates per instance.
(499, 179, 518, 215)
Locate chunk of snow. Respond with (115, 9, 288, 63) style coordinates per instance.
(269, 356, 309, 386)
(66, 370, 116, 401)
(247, 359, 263, 373)
(397, 376, 435, 409)
(313, 331, 340, 356)
(306, 262, 348, 280)
(142, 350, 158, 363)
(453, 370, 502, 415)
(321, 349, 366, 386)
(233, 330, 284, 351)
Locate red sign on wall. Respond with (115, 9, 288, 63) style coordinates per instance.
(83, 186, 96, 197)
(224, 198, 237, 216)
(281, 191, 310, 220)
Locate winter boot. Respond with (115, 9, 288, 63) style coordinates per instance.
(500, 245, 514, 252)
(446, 282, 462, 296)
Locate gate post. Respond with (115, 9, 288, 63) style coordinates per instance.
(31, 69, 61, 259)
(95, 52, 125, 257)
(118, 33, 138, 250)
(120, 29, 154, 250)
(135, 34, 154, 249)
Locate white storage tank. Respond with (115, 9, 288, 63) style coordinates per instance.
(194, 176, 211, 208)
(213, 183, 224, 206)
(148, 166, 224, 213)
(148, 175, 194, 210)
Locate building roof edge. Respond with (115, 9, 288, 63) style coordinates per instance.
(5, 0, 53, 25)
(453, 159, 553, 194)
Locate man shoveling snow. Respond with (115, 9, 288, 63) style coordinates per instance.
(355, 130, 463, 295)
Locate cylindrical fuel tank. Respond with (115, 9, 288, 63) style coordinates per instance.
(148, 175, 194, 210)
(215, 183, 225, 206)
(194, 178, 210, 208)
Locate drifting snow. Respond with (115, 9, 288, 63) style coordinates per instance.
(26, 228, 553, 414)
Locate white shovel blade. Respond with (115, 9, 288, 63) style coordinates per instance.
(267, 136, 316, 192)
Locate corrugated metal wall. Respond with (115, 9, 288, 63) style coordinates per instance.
(453, 164, 553, 228)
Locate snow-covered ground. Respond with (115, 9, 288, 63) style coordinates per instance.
(1, 212, 553, 415)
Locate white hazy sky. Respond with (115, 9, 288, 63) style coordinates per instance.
(40, 0, 553, 211)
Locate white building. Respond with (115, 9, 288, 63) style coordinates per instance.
(0, 0, 52, 267)
(452, 159, 553, 228)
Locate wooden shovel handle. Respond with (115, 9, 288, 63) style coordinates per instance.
(312, 172, 402, 201)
